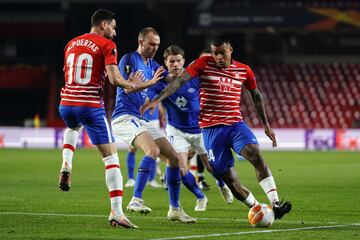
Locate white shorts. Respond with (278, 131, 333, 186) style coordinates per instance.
(148, 119, 161, 131)
(166, 124, 206, 155)
(111, 114, 165, 146)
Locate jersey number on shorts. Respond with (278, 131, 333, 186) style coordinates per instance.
(66, 53, 93, 85)
(207, 149, 215, 161)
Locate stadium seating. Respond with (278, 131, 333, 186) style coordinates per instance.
(241, 63, 360, 128)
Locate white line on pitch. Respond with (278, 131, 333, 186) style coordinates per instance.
(147, 223, 360, 240)
(0, 211, 350, 225)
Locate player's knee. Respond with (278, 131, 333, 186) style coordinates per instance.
(245, 146, 262, 162)
(144, 145, 160, 159)
(68, 126, 83, 133)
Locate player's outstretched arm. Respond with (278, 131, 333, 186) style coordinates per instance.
(248, 88, 277, 147)
(139, 71, 192, 115)
(106, 64, 143, 89)
(124, 66, 165, 94)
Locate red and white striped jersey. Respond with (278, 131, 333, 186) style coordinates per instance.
(186, 56, 257, 128)
(60, 33, 118, 108)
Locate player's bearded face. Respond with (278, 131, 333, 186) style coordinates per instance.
(141, 33, 160, 59)
(103, 19, 117, 39)
(165, 54, 185, 76)
(211, 44, 232, 68)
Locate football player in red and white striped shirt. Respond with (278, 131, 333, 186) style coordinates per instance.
(141, 36, 292, 220)
(58, 9, 162, 229)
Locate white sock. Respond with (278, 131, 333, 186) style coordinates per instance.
(61, 127, 82, 171)
(189, 154, 198, 177)
(103, 153, 124, 216)
(242, 192, 259, 208)
(259, 176, 279, 205)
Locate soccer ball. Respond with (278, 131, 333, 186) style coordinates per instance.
(248, 203, 275, 228)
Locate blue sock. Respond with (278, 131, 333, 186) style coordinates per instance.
(133, 156, 155, 198)
(148, 161, 156, 181)
(166, 166, 181, 208)
(127, 151, 135, 179)
(212, 173, 225, 188)
(181, 171, 205, 199)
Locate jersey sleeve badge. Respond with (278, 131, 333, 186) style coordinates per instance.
(125, 65, 131, 74)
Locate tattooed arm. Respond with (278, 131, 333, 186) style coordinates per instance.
(157, 71, 192, 101)
(140, 71, 193, 115)
(248, 88, 277, 147)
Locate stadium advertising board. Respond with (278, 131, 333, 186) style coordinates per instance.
(0, 127, 129, 149)
(1, 127, 359, 151)
(305, 129, 360, 150)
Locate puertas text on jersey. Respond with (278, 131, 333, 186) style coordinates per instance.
(67, 39, 99, 52)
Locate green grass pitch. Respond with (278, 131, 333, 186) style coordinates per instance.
(0, 149, 359, 239)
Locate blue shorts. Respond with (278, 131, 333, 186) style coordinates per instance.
(59, 105, 115, 145)
(202, 122, 258, 175)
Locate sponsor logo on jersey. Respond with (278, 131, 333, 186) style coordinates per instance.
(175, 96, 188, 109)
(218, 77, 234, 92)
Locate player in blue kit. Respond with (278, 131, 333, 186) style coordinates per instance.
(124, 106, 163, 188)
(111, 27, 196, 223)
(147, 45, 234, 210)
(142, 106, 165, 187)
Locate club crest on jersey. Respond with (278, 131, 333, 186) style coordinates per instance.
(218, 77, 234, 92)
(188, 88, 196, 93)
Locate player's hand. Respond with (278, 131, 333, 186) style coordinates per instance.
(128, 71, 145, 88)
(140, 98, 158, 116)
(150, 66, 165, 83)
(265, 126, 277, 148)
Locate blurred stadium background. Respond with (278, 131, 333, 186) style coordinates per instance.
(1, 1, 360, 239)
(0, 0, 359, 150)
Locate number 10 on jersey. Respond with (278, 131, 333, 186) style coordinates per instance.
(66, 53, 93, 85)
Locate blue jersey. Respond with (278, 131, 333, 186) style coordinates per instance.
(143, 105, 159, 121)
(112, 51, 167, 120)
(148, 76, 201, 134)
